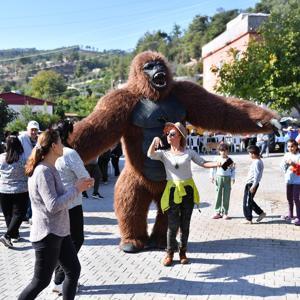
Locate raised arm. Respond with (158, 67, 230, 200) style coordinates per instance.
(147, 137, 163, 158)
(70, 88, 138, 163)
(173, 81, 279, 134)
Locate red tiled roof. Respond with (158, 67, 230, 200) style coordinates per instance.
(0, 92, 54, 106)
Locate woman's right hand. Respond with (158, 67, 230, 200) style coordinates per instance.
(153, 137, 163, 149)
(75, 177, 95, 193)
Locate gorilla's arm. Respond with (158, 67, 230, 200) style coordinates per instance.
(70, 89, 138, 163)
(173, 81, 278, 133)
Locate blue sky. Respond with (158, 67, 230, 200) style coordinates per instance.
(1, 0, 258, 51)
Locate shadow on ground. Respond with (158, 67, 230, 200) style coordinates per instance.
(79, 237, 300, 297)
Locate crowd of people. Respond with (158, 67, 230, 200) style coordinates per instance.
(147, 122, 300, 266)
(0, 119, 299, 298)
(187, 125, 300, 158)
(0, 120, 123, 299)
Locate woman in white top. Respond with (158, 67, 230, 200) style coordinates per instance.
(52, 120, 92, 293)
(147, 122, 220, 266)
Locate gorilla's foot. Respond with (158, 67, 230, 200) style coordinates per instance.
(120, 239, 145, 253)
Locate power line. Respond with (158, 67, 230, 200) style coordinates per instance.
(0, 46, 78, 63)
(0, 0, 215, 31)
(0, 0, 253, 51)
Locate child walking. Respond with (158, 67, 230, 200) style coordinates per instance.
(280, 139, 300, 225)
(210, 143, 235, 220)
(242, 145, 266, 224)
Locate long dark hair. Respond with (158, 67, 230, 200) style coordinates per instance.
(25, 129, 60, 177)
(5, 135, 24, 164)
(52, 119, 74, 147)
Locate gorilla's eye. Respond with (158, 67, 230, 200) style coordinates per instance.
(143, 62, 155, 70)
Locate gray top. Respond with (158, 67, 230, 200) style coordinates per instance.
(55, 147, 90, 209)
(148, 149, 205, 180)
(28, 162, 79, 242)
(210, 156, 236, 180)
(0, 153, 28, 194)
(246, 159, 264, 188)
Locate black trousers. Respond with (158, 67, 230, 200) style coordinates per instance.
(98, 151, 111, 182)
(18, 234, 80, 300)
(167, 185, 194, 251)
(85, 164, 101, 194)
(0, 192, 28, 238)
(243, 183, 263, 221)
(111, 155, 120, 176)
(54, 205, 84, 285)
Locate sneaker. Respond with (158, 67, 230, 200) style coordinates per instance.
(294, 220, 300, 226)
(52, 282, 63, 294)
(291, 218, 299, 224)
(23, 217, 30, 224)
(280, 215, 293, 222)
(212, 213, 222, 219)
(0, 235, 13, 248)
(256, 212, 266, 223)
(82, 191, 88, 198)
(11, 235, 20, 243)
(92, 192, 104, 199)
(241, 219, 253, 224)
(223, 215, 231, 220)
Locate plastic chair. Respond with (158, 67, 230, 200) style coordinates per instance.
(189, 136, 200, 153)
(232, 136, 242, 152)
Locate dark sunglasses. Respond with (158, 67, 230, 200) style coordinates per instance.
(166, 132, 177, 137)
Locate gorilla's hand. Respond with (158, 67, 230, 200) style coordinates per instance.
(257, 118, 282, 136)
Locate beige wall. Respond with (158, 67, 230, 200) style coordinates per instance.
(203, 33, 257, 93)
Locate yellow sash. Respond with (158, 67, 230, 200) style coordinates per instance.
(161, 178, 200, 212)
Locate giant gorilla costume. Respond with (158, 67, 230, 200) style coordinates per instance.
(71, 51, 279, 253)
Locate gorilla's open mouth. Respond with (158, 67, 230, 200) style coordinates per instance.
(152, 72, 167, 88)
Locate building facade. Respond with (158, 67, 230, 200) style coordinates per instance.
(0, 92, 54, 114)
(202, 13, 269, 93)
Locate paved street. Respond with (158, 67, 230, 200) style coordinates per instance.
(1, 153, 300, 300)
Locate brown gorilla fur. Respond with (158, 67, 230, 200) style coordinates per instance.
(70, 51, 277, 253)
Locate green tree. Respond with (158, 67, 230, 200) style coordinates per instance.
(68, 49, 80, 62)
(18, 57, 32, 65)
(249, 0, 290, 14)
(214, 0, 300, 113)
(75, 64, 85, 78)
(55, 94, 99, 118)
(0, 99, 17, 138)
(30, 70, 67, 101)
(1, 84, 12, 92)
(182, 15, 209, 60)
(135, 31, 171, 56)
(6, 105, 60, 132)
(203, 9, 239, 43)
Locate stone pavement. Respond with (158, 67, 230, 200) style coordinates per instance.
(1, 153, 300, 300)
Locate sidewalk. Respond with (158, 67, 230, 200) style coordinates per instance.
(1, 154, 300, 300)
